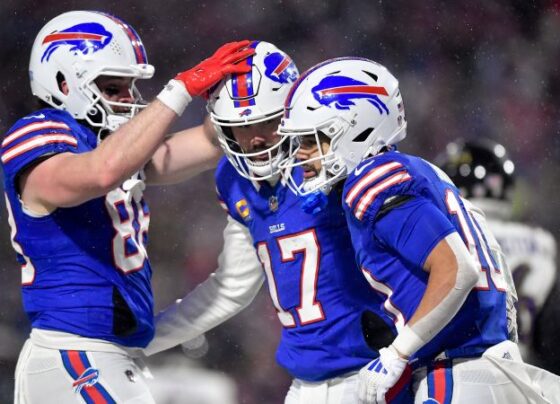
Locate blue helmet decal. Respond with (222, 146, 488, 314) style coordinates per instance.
(41, 22, 113, 63)
(312, 75, 390, 115)
(264, 52, 298, 84)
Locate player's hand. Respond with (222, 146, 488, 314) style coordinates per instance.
(175, 40, 255, 97)
(357, 346, 408, 404)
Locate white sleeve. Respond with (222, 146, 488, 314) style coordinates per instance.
(144, 215, 264, 356)
(392, 232, 479, 357)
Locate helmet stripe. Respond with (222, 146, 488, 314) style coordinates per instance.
(96, 12, 147, 64)
(232, 41, 259, 108)
(42, 32, 106, 44)
(273, 56, 291, 76)
(318, 85, 388, 97)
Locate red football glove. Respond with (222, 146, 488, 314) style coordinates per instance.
(175, 40, 255, 97)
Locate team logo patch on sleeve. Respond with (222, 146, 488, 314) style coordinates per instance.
(312, 75, 389, 115)
(41, 22, 113, 62)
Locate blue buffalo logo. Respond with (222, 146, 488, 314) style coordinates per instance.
(72, 367, 99, 393)
(312, 76, 389, 115)
(41, 23, 113, 63)
(264, 52, 298, 84)
(239, 108, 252, 117)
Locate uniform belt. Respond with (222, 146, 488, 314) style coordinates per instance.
(410, 346, 488, 370)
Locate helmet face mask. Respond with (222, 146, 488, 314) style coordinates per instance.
(207, 41, 299, 181)
(218, 118, 291, 180)
(29, 11, 154, 136)
(279, 124, 348, 195)
(278, 57, 407, 195)
(82, 74, 148, 133)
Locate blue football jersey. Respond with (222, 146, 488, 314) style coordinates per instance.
(215, 157, 393, 382)
(342, 151, 508, 364)
(1, 108, 154, 347)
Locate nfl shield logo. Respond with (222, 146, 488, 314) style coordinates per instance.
(269, 195, 279, 212)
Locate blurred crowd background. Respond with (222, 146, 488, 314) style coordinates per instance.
(0, 0, 559, 403)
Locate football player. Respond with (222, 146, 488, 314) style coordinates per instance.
(2, 10, 253, 404)
(438, 139, 558, 367)
(144, 42, 412, 403)
(278, 57, 560, 403)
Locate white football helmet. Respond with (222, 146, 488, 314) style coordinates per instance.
(29, 11, 154, 135)
(207, 41, 299, 180)
(278, 57, 407, 195)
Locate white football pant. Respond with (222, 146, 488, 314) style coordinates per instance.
(412, 341, 560, 403)
(284, 372, 359, 404)
(14, 338, 155, 404)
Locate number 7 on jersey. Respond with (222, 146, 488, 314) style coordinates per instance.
(257, 229, 325, 327)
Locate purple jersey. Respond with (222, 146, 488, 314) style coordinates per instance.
(1, 108, 153, 347)
(215, 157, 395, 382)
(342, 150, 508, 364)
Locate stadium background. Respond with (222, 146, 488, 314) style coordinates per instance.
(0, 0, 559, 402)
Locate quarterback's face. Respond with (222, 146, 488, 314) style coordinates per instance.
(231, 117, 282, 161)
(296, 134, 331, 179)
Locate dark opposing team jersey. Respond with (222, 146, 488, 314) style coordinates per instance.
(215, 157, 393, 382)
(1, 108, 153, 347)
(342, 151, 508, 365)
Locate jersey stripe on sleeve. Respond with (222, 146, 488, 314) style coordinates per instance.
(351, 170, 412, 220)
(2, 121, 71, 147)
(1, 134, 77, 163)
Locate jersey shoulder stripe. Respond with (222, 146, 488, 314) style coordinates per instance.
(345, 155, 413, 221)
(2, 120, 71, 147)
(353, 171, 412, 220)
(1, 112, 78, 171)
(345, 161, 404, 205)
(2, 134, 77, 164)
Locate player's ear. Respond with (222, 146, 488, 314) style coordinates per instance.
(54, 70, 69, 95)
(60, 80, 69, 95)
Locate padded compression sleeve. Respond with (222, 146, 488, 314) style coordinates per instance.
(144, 216, 264, 356)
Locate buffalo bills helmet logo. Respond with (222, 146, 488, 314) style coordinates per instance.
(41, 22, 113, 63)
(312, 76, 390, 115)
(264, 52, 298, 84)
(72, 367, 100, 393)
(239, 108, 252, 117)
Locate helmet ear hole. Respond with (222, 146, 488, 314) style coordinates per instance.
(56, 72, 66, 92)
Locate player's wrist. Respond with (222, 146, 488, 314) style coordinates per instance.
(157, 79, 192, 116)
(391, 325, 424, 359)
